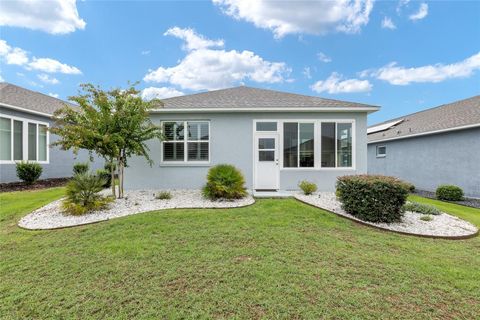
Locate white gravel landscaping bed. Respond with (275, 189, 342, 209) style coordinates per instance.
(296, 193, 478, 238)
(19, 189, 255, 230)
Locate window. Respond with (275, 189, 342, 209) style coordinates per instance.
(13, 120, 23, 160)
(28, 123, 37, 161)
(283, 122, 314, 168)
(258, 138, 275, 161)
(0, 116, 48, 163)
(321, 122, 353, 168)
(0, 117, 11, 161)
(337, 123, 352, 167)
(321, 122, 335, 167)
(162, 121, 209, 162)
(376, 145, 386, 157)
(256, 122, 277, 131)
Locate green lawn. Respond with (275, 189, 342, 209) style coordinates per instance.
(1, 189, 479, 319)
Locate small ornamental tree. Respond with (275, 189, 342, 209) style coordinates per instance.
(51, 83, 162, 198)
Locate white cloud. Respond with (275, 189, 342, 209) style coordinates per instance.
(144, 27, 290, 91)
(29, 58, 82, 74)
(381, 17, 396, 30)
(0, 40, 28, 66)
(0, 40, 82, 75)
(317, 52, 332, 63)
(48, 93, 59, 98)
(164, 27, 224, 51)
(409, 3, 428, 21)
(303, 67, 312, 79)
(396, 0, 410, 14)
(5, 47, 29, 65)
(141, 87, 184, 100)
(0, 0, 86, 34)
(141, 50, 151, 55)
(212, 0, 374, 38)
(311, 72, 372, 94)
(368, 52, 480, 85)
(38, 74, 60, 85)
(0, 74, 4, 82)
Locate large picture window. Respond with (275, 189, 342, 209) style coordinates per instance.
(283, 122, 314, 168)
(162, 121, 209, 162)
(0, 116, 48, 163)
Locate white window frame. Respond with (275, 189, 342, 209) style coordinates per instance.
(253, 119, 356, 171)
(0, 115, 49, 164)
(376, 145, 386, 158)
(160, 120, 211, 165)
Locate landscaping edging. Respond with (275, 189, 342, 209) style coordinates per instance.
(18, 189, 255, 230)
(295, 193, 478, 240)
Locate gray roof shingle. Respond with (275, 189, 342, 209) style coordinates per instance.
(0, 82, 73, 116)
(157, 86, 379, 110)
(368, 95, 480, 142)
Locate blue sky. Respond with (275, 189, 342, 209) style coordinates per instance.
(1, 0, 479, 124)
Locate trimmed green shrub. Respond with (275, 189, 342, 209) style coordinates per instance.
(203, 164, 247, 200)
(336, 175, 410, 223)
(436, 185, 464, 201)
(420, 215, 433, 222)
(155, 191, 172, 200)
(62, 173, 113, 215)
(403, 201, 440, 215)
(299, 180, 317, 195)
(16, 162, 42, 185)
(73, 162, 89, 175)
(95, 169, 112, 188)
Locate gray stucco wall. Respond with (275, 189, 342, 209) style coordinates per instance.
(368, 127, 480, 198)
(125, 111, 368, 192)
(0, 107, 104, 183)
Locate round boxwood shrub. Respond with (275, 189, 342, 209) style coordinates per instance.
(203, 164, 247, 200)
(299, 180, 317, 195)
(73, 162, 89, 175)
(336, 175, 410, 223)
(16, 161, 42, 185)
(436, 185, 464, 201)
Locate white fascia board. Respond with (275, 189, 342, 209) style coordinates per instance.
(0, 102, 53, 118)
(150, 106, 380, 113)
(368, 123, 480, 144)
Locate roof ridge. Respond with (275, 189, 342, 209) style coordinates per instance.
(161, 85, 379, 108)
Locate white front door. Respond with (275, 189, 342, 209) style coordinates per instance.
(254, 133, 279, 190)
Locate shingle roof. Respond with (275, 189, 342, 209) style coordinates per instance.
(368, 95, 480, 142)
(156, 86, 379, 110)
(0, 82, 74, 116)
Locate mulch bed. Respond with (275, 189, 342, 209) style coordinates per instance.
(0, 178, 71, 193)
(414, 190, 480, 209)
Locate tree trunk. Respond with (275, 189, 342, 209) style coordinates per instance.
(118, 156, 124, 199)
(110, 159, 116, 198)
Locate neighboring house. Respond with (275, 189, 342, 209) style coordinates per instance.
(125, 86, 379, 193)
(368, 95, 480, 198)
(0, 82, 103, 183)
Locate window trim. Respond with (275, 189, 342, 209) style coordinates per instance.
(253, 119, 355, 171)
(376, 145, 386, 158)
(160, 120, 211, 165)
(0, 115, 49, 164)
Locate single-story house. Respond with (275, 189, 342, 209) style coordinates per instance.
(368, 95, 480, 198)
(0, 82, 103, 183)
(125, 86, 379, 193)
